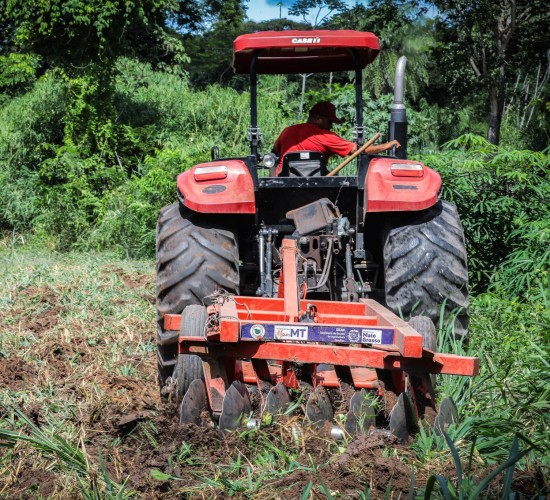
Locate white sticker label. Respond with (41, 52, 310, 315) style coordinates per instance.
(361, 329, 382, 344)
(275, 325, 309, 341)
(291, 37, 321, 44)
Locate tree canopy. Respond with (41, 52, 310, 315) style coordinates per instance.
(0, 0, 548, 251)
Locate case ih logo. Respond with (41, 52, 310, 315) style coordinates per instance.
(292, 37, 321, 44)
(275, 325, 309, 340)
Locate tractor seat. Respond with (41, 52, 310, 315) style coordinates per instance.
(279, 151, 327, 177)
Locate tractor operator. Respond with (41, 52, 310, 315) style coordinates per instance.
(273, 101, 400, 176)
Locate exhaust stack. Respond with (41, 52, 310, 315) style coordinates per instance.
(389, 56, 408, 159)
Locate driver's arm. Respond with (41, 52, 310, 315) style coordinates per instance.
(365, 139, 401, 155)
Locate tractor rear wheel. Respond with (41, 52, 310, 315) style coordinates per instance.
(156, 203, 239, 392)
(175, 305, 208, 404)
(408, 315, 438, 388)
(383, 200, 469, 338)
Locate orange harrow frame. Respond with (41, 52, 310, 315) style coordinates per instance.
(164, 239, 479, 419)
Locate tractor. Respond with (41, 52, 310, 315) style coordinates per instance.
(156, 30, 475, 438)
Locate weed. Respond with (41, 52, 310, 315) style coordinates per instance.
(424, 434, 532, 499)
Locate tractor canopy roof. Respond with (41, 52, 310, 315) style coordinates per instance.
(232, 30, 380, 74)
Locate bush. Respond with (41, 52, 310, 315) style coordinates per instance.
(417, 134, 550, 293)
(0, 74, 66, 229)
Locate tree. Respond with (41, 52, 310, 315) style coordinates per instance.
(0, 0, 193, 149)
(0, 0, 186, 71)
(181, 0, 248, 88)
(289, 0, 347, 27)
(429, 0, 550, 145)
(183, 15, 310, 89)
(329, 0, 432, 100)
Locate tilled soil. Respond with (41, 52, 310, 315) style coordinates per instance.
(0, 356, 37, 391)
(0, 256, 547, 499)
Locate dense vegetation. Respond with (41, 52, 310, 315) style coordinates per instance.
(0, 0, 548, 497)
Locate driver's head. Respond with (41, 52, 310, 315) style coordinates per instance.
(308, 101, 343, 130)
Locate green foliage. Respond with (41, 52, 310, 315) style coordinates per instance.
(1, 0, 185, 70)
(0, 52, 40, 101)
(0, 73, 66, 230)
(289, 0, 348, 26)
(427, 289, 550, 470)
(0, 0, 200, 252)
(418, 134, 550, 293)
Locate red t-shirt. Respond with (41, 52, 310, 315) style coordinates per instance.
(274, 123, 355, 175)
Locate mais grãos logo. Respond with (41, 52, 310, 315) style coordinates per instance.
(274, 325, 309, 340)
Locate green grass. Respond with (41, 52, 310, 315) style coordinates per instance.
(0, 244, 548, 498)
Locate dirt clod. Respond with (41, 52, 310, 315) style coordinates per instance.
(0, 355, 37, 391)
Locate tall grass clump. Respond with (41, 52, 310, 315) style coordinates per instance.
(0, 407, 133, 498)
(409, 291, 549, 497)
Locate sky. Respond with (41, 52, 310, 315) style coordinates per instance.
(246, 0, 296, 22)
(246, 1, 437, 23)
(246, 0, 362, 23)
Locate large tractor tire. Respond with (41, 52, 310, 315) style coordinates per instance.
(383, 200, 469, 338)
(175, 305, 208, 404)
(156, 203, 239, 392)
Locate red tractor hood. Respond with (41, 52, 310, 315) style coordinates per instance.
(233, 30, 380, 74)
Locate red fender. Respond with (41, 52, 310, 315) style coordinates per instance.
(364, 158, 441, 212)
(177, 160, 256, 214)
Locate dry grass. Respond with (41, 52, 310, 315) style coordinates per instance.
(0, 250, 157, 497)
(1, 248, 546, 498)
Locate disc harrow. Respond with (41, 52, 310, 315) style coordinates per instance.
(165, 239, 479, 440)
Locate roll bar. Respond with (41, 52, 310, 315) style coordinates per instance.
(248, 49, 366, 157)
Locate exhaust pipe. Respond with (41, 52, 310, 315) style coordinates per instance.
(389, 56, 408, 159)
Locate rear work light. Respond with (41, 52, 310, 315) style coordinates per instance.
(391, 163, 424, 177)
(194, 165, 228, 182)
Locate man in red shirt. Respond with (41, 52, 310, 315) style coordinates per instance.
(273, 101, 399, 176)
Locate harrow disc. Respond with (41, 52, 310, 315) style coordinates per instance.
(389, 392, 419, 442)
(305, 385, 334, 428)
(434, 397, 459, 435)
(179, 379, 208, 425)
(263, 382, 291, 416)
(219, 381, 252, 432)
(344, 389, 376, 435)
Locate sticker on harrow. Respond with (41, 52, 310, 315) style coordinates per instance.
(274, 325, 309, 340)
(361, 329, 383, 344)
(249, 324, 265, 339)
(241, 324, 394, 345)
(348, 329, 360, 342)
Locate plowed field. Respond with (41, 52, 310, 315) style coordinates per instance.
(0, 251, 545, 498)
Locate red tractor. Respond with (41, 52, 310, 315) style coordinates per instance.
(156, 30, 474, 437)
